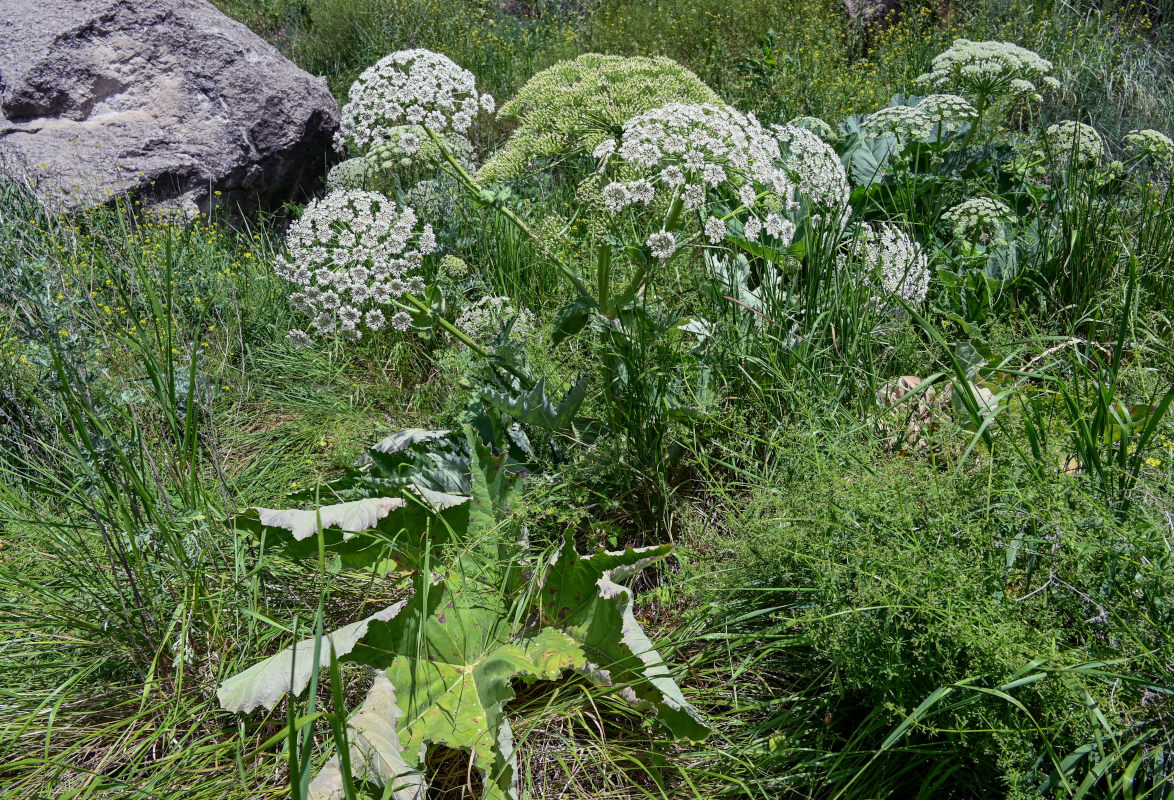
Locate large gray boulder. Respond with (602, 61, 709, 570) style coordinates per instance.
(0, 0, 340, 216)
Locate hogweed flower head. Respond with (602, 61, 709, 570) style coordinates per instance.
(595, 103, 848, 252)
(365, 125, 478, 174)
(598, 103, 792, 210)
(842, 223, 930, 308)
(275, 189, 434, 344)
(772, 124, 850, 215)
(942, 197, 1016, 246)
(340, 49, 494, 154)
(705, 215, 728, 244)
(647, 230, 678, 260)
(861, 94, 977, 149)
(862, 105, 933, 142)
(1045, 120, 1104, 169)
(1125, 129, 1174, 167)
(916, 39, 1057, 101)
(439, 254, 470, 280)
(917, 94, 978, 126)
(325, 158, 373, 191)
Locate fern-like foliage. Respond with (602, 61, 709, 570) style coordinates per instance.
(218, 427, 706, 799)
(479, 53, 723, 182)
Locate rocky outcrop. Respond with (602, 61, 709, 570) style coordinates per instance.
(845, 0, 903, 28)
(0, 0, 340, 217)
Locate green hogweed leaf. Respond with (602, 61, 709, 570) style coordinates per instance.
(540, 535, 709, 741)
(220, 427, 706, 797)
(480, 374, 590, 432)
(551, 296, 597, 345)
(347, 563, 587, 798)
(360, 429, 472, 495)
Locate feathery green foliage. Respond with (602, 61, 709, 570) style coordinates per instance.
(480, 53, 723, 182)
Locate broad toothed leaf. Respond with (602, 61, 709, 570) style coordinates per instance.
(217, 601, 409, 714)
(480, 374, 590, 432)
(359, 429, 472, 495)
(551, 296, 597, 345)
(355, 569, 587, 800)
(539, 535, 709, 741)
(221, 427, 707, 799)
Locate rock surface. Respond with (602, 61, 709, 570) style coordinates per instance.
(0, 0, 339, 216)
(844, 0, 903, 28)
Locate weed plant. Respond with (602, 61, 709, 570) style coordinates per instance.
(3, 1, 1174, 798)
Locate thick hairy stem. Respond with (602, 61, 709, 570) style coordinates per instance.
(597, 242, 613, 316)
(420, 126, 590, 298)
(397, 294, 533, 386)
(398, 294, 487, 357)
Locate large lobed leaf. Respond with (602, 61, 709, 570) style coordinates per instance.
(236, 488, 469, 571)
(356, 566, 587, 799)
(360, 428, 472, 495)
(480, 375, 590, 432)
(219, 428, 708, 797)
(539, 535, 709, 741)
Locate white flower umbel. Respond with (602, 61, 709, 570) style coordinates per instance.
(274, 189, 435, 343)
(861, 95, 978, 153)
(704, 215, 728, 244)
(1045, 120, 1104, 169)
(644, 104, 788, 195)
(861, 105, 933, 143)
(340, 49, 494, 154)
(1125, 129, 1174, 166)
(647, 230, 678, 260)
(916, 39, 1057, 101)
(916, 94, 979, 128)
(773, 124, 850, 214)
(942, 197, 1016, 246)
(595, 102, 805, 249)
(843, 223, 930, 308)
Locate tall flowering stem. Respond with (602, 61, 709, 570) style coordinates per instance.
(419, 126, 592, 300)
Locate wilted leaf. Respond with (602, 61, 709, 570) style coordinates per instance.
(236, 490, 469, 571)
(250, 498, 405, 542)
(308, 670, 424, 800)
(217, 601, 409, 714)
